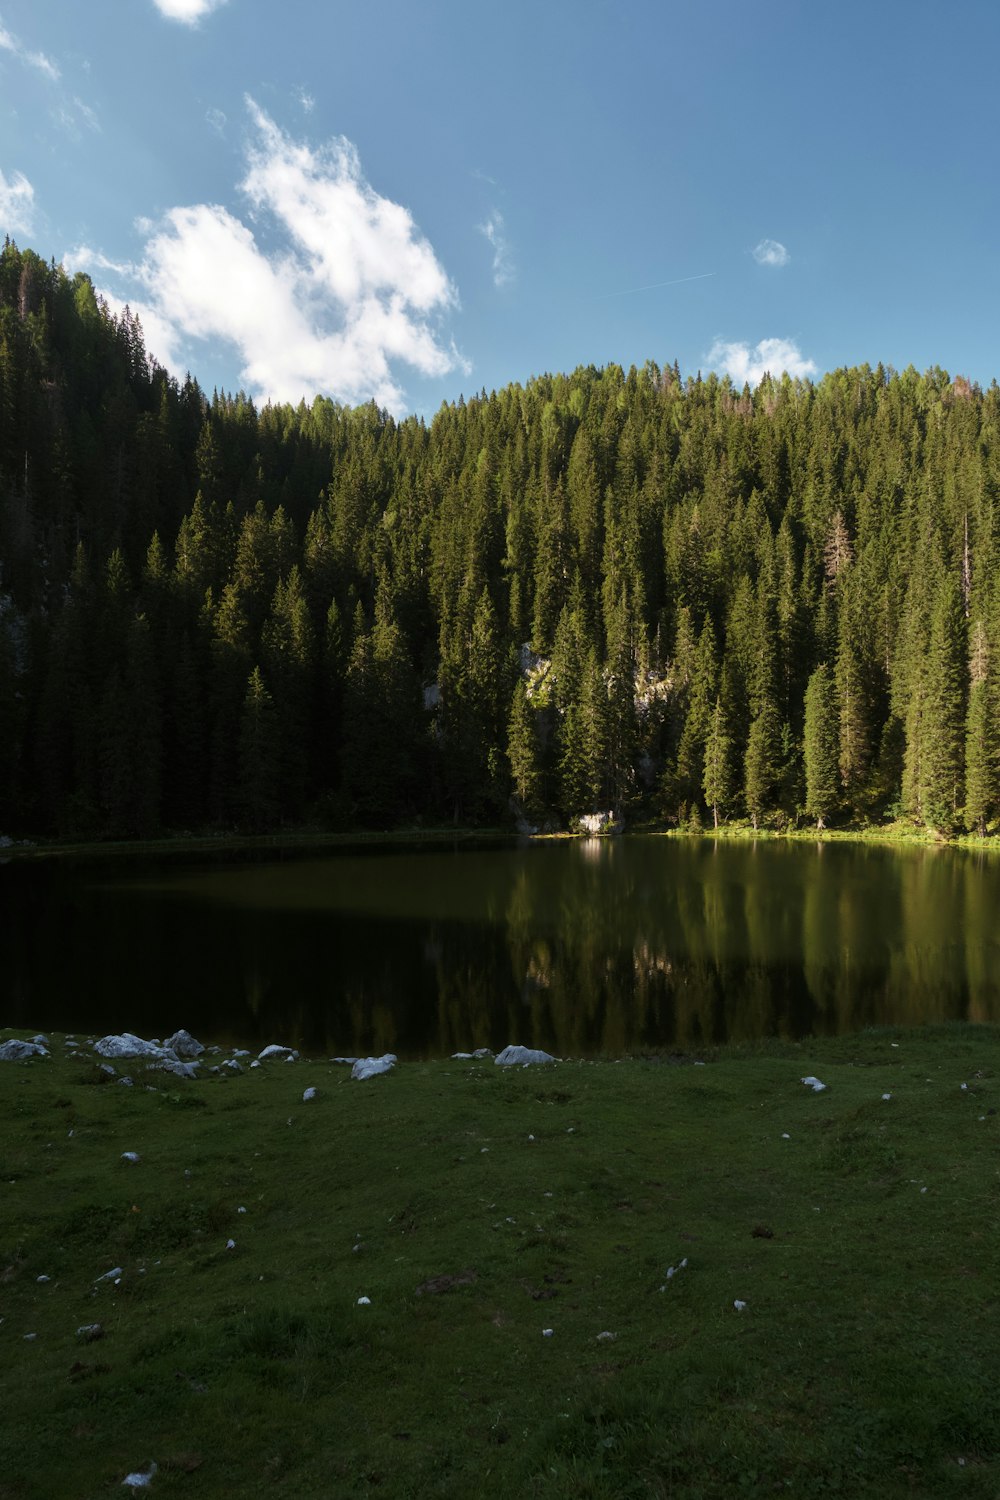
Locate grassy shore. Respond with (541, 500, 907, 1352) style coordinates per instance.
(1, 1026, 998, 1498)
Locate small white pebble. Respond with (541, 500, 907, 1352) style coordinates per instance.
(480, 1147, 488, 1154)
(920, 1186, 928, 1194)
(961, 1083, 968, 1091)
(528, 1134, 535, 1141)
(542, 1328, 554, 1337)
(36, 1274, 50, 1284)
(781, 1133, 791, 1139)
(596, 1331, 617, 1341)
(121, 1152, 140, 1164)
(733, 1300, 747, 1312)
(237, 1206, 246, 1214)
(226, 1239, 236, 1250)
(357, 1296, 371, 1306)
(890, 1042, 899, 1048)
(881, 1093, 891, 1101)
(23, 1332, 37, 1341)
(302, 1087, 317, 1102)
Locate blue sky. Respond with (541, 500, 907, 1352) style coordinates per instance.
(1, 0, 997, 415)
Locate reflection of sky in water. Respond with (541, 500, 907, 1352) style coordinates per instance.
(1, 838, 998, 1054)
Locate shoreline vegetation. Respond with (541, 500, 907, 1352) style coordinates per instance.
(1, 1024, 998, 1497)
(3, 814, 1000, 864)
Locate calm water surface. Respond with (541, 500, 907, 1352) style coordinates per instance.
(1, 837, 998, 1057)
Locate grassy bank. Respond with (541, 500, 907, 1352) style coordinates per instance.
(1, 1026, 998, 1498)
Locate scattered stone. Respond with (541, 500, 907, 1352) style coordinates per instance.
(121, 1463, 158, 1488)
(95, 1034, 165, 1060)
(36, 1274, 51, 1283)
(95, 1266, 123, 1283)
(541, 1327, 554, 1337)
(357, 1295, 371, 1305)
(302, 1087, 317, 1101)
(225, 1239, 236, 1250)
(495, 1045, 556, 1067)
(351, 1054, 397, 1080)
(882, 1093, 892, 1101)
(121, 1152, 140, 1165)
(23, 1332, 37, 1341)
(0, 1039, 49, 1061)
(596, 1331, 617, 1341)
(222, 1059, 242, 1073)
(257, 1044, 298, 1062)
(801, 1075, 827, 1092)
(77, 1323, 104, 1342)
(31, 1034, 49, 1047)
(781, 1132, 791, 1139)
(164, 1029, 205, 1059)
(733, 1300, 748, 1312)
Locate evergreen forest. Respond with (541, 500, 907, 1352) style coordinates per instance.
(2, 240, 999, 843)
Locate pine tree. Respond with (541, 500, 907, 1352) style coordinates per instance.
(507, 678, 542, 819)
(921, 573, 966, 833)
(804, 665, 839, 828)
(702, 696, 733, 829)
(238, 666, 281, 831)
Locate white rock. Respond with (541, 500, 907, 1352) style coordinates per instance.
(23, 1332, 37, 1341)
(0, 1039, 49, 1061)
(226, 1239, 236, 1250)
(36, 1274, 50, 1283)
(882, 1093, 892, 1101)
(222, 1059, 242, 1073)
(781, 1132, 791, 1139)
(163, 1029, 205, 1059)
(95, 1266, 123, 1282)
(357, 1295, 371, 1305)
(302, 1087, 317, 1101)
(232, 1049, 250, 1058)
(121, 1152, 140, 1164)
(733, 1300, 747, 1312)
(801, 1076, 827, 1092)
(351, 1054, 397, 1081)
(122, 1463, 157, 1488)
(257, 1044, 299, 1062)
(542, 1327, 554, 1337)
(77, 1323, 103, 1340)
(95, 1033, 163, 1060)
(596, 1331, 617, 1341)
(495, 1045, 556, 1067)
(31, 1034, 49, 1047)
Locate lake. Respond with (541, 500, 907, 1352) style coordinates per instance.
(1, 836, 998, 1057)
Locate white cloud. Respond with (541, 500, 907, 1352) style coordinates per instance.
(296, 88, 315, 114)
(752, 238, 790, 268)
(707, 336, 817, 386)
(0, 19, 60, 80)
(71, 102, 464, 413)
(0, 166, 35, 234)
(478, 211, 513, 288)
(151, 0, 228, 21)
(206, 106, 227, 135)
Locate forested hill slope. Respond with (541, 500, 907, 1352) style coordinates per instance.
(2, 240, 999, 841)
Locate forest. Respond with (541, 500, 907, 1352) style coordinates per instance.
(1, 239, 998, 842)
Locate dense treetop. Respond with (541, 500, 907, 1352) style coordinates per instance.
(2, 240, 999, 840)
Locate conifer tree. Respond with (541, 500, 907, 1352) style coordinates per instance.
(804, 665, 839, 828)
(702, 697, 733, 829)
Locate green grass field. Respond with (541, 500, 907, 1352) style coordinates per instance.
(1, 1026, 998, 1498)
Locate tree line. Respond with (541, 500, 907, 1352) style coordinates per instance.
(2, 239, 999, 840)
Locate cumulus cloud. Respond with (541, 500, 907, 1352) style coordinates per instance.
(752, 238, 790, 268)
(478, 211, 513, 288)
(707, 337, 817, 386)
(0, 167, 35, 235)
(151, 0, 228, 21)
(296, 87, 315, 114)
(70, 102, 464, 412)
(0, 18, 60, 79)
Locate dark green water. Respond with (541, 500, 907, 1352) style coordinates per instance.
(1, 837, 998, 1057)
